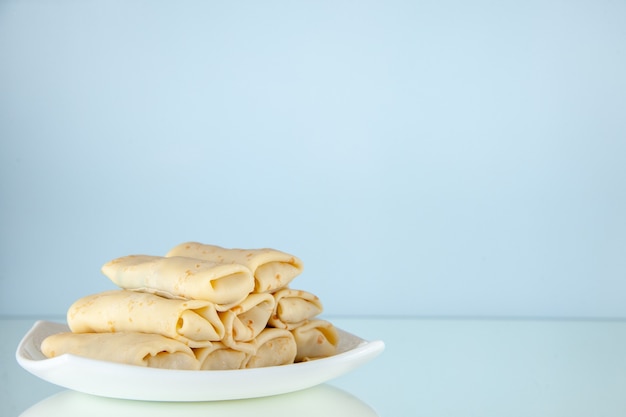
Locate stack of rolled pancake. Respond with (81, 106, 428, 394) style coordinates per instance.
(41, 242, 339, 371)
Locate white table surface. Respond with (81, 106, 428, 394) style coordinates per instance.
(3, 316, 626, 416)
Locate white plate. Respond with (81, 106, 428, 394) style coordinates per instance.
(16, 320, 385, 402)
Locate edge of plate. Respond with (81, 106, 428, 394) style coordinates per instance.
(16, 320, 385, 401)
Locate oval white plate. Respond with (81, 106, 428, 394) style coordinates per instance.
(16, 320, 384, 402)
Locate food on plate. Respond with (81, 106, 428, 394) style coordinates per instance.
(41, 242, 338, 370)
(67, 290, 224, 347)
(193, 342, 252, 370)
(41, 331, 200, 370)
(165, 242, 303, 292)
(101, 255, 254, 306)
(219, 293, 275, 346)
(244, 328, 297, 369)
(268, 288, 324, 330)
(194, 328, 297, 370)
(291, 319, 339, 362)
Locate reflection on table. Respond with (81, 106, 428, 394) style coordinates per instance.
(19, 384, 378, 417)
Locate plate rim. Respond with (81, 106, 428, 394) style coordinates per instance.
(16, 319, 385, 401)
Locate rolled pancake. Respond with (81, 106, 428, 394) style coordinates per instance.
(165, 242, 303, 293)
(291, 320, 339, 362)
(219, 293, 275, 346)
(244, 328, 297, 369)
(193, 342, 251, 370)
(101, 255, 254, 306)
(67, 290, 224, 347)
(268, 288, 323, 330)
(41, 331, 200, 370)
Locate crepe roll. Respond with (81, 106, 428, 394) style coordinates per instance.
(268, 288, 323, 330)
(166, 242, 303, 293)
(101, 255, 254, 306)
(193, 342, 252, 370)
(219, 293, 275, 346)
(291, 320, 339, 362)
(41, 332, 200, 370)
(244, 328, 297, 369)
(67, 290, 224, 347)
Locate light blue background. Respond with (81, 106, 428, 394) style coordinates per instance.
(1, 0, 625, 318)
